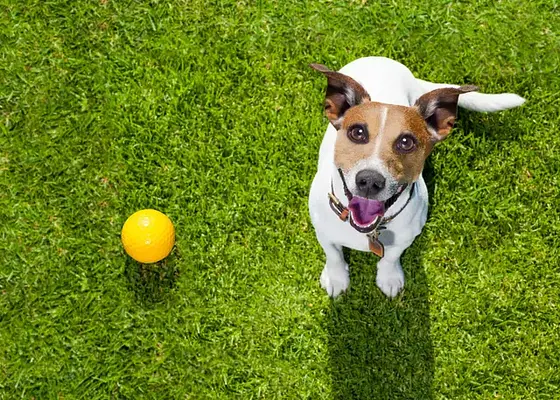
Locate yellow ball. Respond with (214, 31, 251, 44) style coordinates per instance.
(121, 209, 175, 263)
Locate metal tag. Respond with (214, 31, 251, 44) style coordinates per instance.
(367, 229, 385, 257)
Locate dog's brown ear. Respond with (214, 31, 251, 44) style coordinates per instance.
(415, 85, 479, 141)
(310, 63, 370, 129)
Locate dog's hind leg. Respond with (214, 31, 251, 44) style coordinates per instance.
(317, 236, 349, 298)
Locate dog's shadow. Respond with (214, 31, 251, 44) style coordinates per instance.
(326, 162, 436, 400)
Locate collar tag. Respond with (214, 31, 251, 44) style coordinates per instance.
(367, 230, 385, 257)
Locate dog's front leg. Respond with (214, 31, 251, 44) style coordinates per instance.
(376, 242, 412, 298)
(317, 237, 349, 298)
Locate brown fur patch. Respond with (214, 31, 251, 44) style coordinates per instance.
(334, 102, 435, 183)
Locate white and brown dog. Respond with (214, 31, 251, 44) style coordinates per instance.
(308, 57, 524, 298)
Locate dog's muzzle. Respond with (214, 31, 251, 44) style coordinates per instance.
(329, 169, 415, 257)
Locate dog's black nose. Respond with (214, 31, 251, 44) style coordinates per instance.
(355, 170, 386, 196)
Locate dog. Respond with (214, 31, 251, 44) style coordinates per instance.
(308, 57, 525, 298)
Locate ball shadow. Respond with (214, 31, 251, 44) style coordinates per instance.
(326, 162, 436, 400)
(123, 249, 180, 306)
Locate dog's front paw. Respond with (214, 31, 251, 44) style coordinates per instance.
(376, 261, 404, 298)
(320, 264, 349, 298)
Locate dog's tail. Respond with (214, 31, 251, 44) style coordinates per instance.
(416, 79, 525, 112)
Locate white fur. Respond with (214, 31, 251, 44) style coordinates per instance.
(309, 57, 524, 298)
(373, 106, 388, 158)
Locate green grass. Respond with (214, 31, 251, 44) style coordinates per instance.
(1, 0, 559, 398)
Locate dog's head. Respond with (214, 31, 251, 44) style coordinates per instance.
(311, 63, 477, 227)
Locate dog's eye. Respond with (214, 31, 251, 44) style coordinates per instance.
(347, 124, 369, 144)
(394, 134, 417, 154)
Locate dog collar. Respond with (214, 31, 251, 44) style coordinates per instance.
(328, 169, 416, 257)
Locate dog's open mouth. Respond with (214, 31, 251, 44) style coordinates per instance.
(347, 197, 385, 228)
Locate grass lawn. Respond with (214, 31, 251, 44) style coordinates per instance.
(1, 0, 559, 398)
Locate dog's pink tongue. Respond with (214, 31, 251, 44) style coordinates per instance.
(348, 197, 385, 227)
